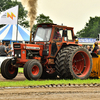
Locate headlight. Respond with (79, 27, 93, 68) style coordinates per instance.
(15, 54, 17, 57)
(19, 54, 21, 57)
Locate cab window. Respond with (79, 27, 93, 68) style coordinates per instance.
(67, 30, 73, 41)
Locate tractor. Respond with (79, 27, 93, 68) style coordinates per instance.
(1, 23, 92, 80)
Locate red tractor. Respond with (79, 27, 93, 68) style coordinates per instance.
(1, 23, 92, 80)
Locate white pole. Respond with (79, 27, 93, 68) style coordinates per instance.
(16, 5, 19, 42)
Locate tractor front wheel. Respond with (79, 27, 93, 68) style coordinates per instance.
(1, 59, 18, 79)
(24, 60, 42, 80)
(24, 60, 33, 80)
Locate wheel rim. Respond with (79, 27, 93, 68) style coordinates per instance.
(8, 65, 15, 74)
(32, 65, 39, 75)
(72, 51, 90, 77)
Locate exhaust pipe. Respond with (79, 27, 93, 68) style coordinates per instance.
(30, 28, 32, 43)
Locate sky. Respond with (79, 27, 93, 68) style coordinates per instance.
(16, 0, 100, 34)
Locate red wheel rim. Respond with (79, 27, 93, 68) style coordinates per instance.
(72, 51, 90, 77)
(8, 65, 15, 74)
(32, 65, 39, 75)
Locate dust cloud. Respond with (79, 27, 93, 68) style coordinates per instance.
(21, 0, 37, 30)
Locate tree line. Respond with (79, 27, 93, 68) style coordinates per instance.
(76, 16, 100, 38)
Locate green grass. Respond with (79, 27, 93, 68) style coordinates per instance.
(18, 68, 23, 73)
(1, 68, 100, 87)
(0, 79, 100, 87)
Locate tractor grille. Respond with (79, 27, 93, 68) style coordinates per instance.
(14, 50, 21, 58)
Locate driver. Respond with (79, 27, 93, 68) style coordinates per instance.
(53, 28, 61, 41)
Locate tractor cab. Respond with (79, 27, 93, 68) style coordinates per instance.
(33, 23, 78, 57)
(34, 23, 76, 43)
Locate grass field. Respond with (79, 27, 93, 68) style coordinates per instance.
(18, 68, 23, 73)
(0, 78, 100, 87)
(0, 68, 100, 87)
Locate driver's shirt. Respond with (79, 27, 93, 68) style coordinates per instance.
(53, 32, 61, 41)
(0, 45, 7, 56)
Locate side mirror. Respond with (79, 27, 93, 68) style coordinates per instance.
(62, 29, 67, 37)
(73, 36, 77, 39)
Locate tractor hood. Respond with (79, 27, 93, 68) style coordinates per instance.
(14, 43, 44, 51)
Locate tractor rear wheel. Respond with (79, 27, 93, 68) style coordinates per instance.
(1, 59, 18, 79)
(56, 46, 92, 79)
(24, 59, 42, 80)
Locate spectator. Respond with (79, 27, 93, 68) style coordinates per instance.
(92, 42, 99, 54)
(90, 46, 93, 52)
(0, 41, 7, 56)
(98, 45, 100, 55)
(6, 44, 13, 57)
(53, 28, 61, 41)
(87, 45, 91, 53)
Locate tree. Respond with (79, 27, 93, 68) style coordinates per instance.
(0, 0, 29, 28)
(76, 16, 100, 38)
(32, 13, 53, 32)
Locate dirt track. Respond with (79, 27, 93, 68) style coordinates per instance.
(0, 87, 100, 100)
(0, 74, 100, 100)
(0, 73, 26, 81)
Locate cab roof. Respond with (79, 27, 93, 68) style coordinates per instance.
(37, 23, 74, 29)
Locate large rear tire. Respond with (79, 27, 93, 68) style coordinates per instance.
(1, 59, 18, 79)
(56, 46, 92, 79)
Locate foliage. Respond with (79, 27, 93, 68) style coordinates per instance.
(36, 13, 53, 24)
(32, 13, 53, 32)
(76, 16, 100, 38)
(0, 0, 29, 28)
